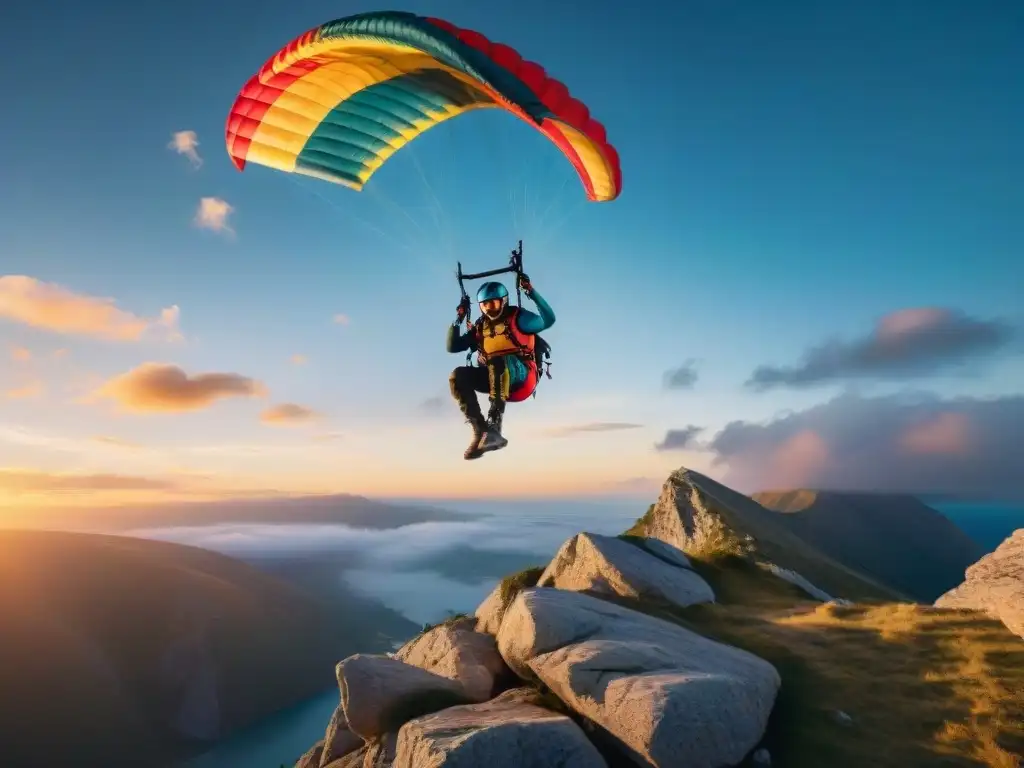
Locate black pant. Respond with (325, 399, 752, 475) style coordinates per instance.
(449, 357, 508, 425)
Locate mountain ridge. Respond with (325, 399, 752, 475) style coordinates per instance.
(752, 488, 984, 602)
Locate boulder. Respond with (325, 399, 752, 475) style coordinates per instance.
(395, 617, 510, 701)
(537, 532, 715, 608)
(322, 746, 366, 768)
(497, 587, 780, 768)
(295, 740, 324, 768)
(935, 529, 1024, 639)
(336, 654, 470, 740)
(393, 687, 607, 767)
(320, 703, 363, 766)
(474, 568, 544, 637)
(474, 585, 506, 636)
(363, 733, 398, 768)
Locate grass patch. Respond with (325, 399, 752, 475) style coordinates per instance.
(623, 505, 656, 537)
(419, 612, 471, 635)
(498, 566, 545, 613)
(601, 579, 1024, 768)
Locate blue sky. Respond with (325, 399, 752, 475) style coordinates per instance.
(0, 0, 1022, 507)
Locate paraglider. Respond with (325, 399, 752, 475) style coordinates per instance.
(225, 10, 621, 201)
(224, 10, 620, 458)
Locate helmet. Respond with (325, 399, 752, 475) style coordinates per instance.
(476, 281, 509, 319)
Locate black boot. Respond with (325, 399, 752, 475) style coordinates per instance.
(450, 369, 487, 460)
(478, 398, 508, 454)
(464, 416, 487, 460)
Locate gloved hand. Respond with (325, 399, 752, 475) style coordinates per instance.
(456, 296, 471, 321)
(518, 272, 533, 295)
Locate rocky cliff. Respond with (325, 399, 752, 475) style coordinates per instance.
(0, 530, 408, 768)
(289, 467, 1024, 768)
(752, 489, 984, 602)
(935, 528, 1024, 640)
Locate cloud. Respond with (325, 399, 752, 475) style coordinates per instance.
(654, 425, 704, 452)
(10, 345, 31, 362)
(0, 469, 176, 493)
(703, 392, 1024, 499)
(93, 363, 266, 413)
(260, 403, 320, 426)
(290, 354, 308, 366)
(194, 197, 234, 235)
(333, 313, 350, 326)
(0, 276, 181, 341)
(91, 436, 145, 450)
(5, 381, 44, 400)
(606, 476, 665, 496)
(545, 422, 644, 437)
(663, 359, 699, 390)
(168, 130, 202, 168)
(747, 307, 1016, 390)
(313, 431, 343, 442)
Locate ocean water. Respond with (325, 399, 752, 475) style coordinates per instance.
(929, 500, 1024, 554)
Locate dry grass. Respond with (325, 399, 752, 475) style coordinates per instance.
(497, 565, 545, 613)
(606, 554, 1024, 768)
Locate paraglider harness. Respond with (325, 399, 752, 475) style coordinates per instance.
(455, 240, 553, 399)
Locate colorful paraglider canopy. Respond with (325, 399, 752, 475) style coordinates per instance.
(225, 10, 621, 202)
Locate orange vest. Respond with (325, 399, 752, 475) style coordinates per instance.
(475, 307, 535, 361)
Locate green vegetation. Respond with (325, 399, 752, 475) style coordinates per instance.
(623, 504, 656, 537)
(419, 611, 471, 635)
(497, 565, 545, 613)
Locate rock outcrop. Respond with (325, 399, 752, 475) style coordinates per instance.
(498, 587, 780, 768)
(292, 466, 1022, 768)
(537, 531, 715, 608)
(289, 469, 805, 768)
(393, 687, 607, 767)
(630, 468, 900, 602)
(337, 654, 469, 740)
(394, 617, 509, 702)
(935, 529, 1024, 639)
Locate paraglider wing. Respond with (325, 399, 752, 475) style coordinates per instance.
(225, 11, 621, 202)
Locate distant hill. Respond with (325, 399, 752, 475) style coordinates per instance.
(752, 490, 984, 602)
(4, 493, 470, 532)
(0, 530, 418, 768)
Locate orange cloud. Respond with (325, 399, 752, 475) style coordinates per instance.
(94, 363, 266, 412)
(91, 436, 145, 450)
(0, 469, 175, 493)
(9, 345, 31, 362)
(0, 276, 181, 341)
(168, 130, 202, 168)
(291, 354, 308, 365)
(195, 197, 234, 234)
(260, 403, 320, 426)
(333, 313, 350, 326)
(5, 381, 44, 400)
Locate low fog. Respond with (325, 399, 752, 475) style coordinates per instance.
(128, 498, 643, 625)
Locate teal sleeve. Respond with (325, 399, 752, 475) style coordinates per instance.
(446, 322, 476, 354)
(516, 289, 556, 334)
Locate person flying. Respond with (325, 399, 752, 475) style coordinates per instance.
(446, 273, 556, 459)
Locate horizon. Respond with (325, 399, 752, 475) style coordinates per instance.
(2, 0, 1022, 516)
